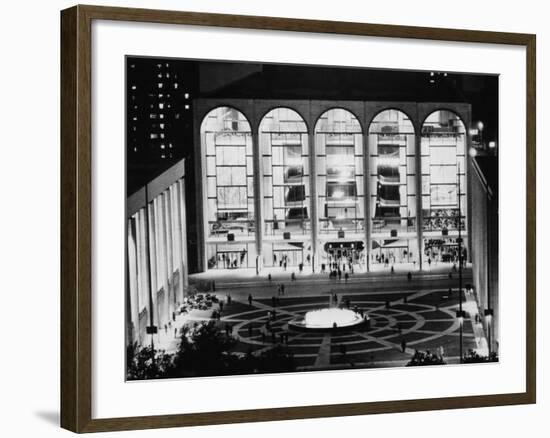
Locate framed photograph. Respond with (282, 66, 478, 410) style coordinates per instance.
(60, 4, 536, 433)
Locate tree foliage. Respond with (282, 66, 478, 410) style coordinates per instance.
(127, 322, 296, 380)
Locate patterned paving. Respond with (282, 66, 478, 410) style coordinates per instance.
(220, 289, 478, 370)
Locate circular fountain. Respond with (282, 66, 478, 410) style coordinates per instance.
(288, 308, 367, 332)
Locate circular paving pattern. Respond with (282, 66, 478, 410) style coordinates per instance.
(219, 291, 477, 369)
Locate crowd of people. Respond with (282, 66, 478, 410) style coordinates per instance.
(406, 349, 446, 366)
(178, 292, 219, 314)
(462, 349, 499, 363)
(423, 208, 464, 231)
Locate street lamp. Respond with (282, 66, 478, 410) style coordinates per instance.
(476, 120, 484, 138)
(484, 308, 494, 356)
(456, 309, 466, 363)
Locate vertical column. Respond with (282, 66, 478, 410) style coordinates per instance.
(194, 113, 207, 273)
(163, 189, 175, 319)
(169, 184, 183, 305)
(465, 129, 472, 263)
(159, 193, 170, 327)
(127, 219, 140, 345)
(363, 132, 371, 272)
(142, 205, 157, 344)
(414, 131, 424, 270)
(153, 197, 166, 327)
(178, 179, 189, 289)
(252, 127, 263, 274)
(308, 131, 318, 272)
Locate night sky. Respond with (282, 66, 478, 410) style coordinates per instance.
(127, 57, 498, 195)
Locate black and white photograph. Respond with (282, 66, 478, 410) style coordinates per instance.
(125, 57, 499, 380)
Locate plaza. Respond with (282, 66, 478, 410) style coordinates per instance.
(148, 265, 486, 372)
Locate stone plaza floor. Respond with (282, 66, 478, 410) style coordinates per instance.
(153, 264, 489, 371)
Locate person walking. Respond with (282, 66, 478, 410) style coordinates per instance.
(248, 293, 253, 307)
(401, 338, 407, 353)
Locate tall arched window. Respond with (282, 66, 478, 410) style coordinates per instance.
(200, 107, 255, 269)
(259, 108, 309, 267)
(368, 109, 417, 265)
(421, 110, 466, 231)
(315, 109, 364, 236)
(421, 110, 467, 263)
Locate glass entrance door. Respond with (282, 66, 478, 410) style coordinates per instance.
(215, 250, 248, 269)
(272, 249, 303, 267)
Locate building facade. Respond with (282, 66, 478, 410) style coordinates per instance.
(470, 157, 499, 354)
(126, 160, 188, 347)
(193, 99, 472, 274)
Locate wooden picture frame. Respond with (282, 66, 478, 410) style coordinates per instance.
(60, 4, 536, 433)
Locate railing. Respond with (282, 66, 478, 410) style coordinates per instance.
(372, 217, 416, 233)
(264, 218, 311, 236)
(208, 219, 255, 237)
(318, 218, 365, 234)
